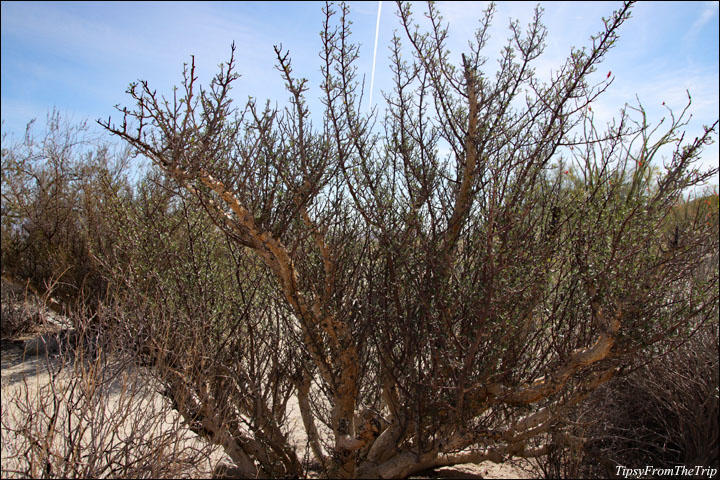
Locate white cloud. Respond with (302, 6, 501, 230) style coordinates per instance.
(690, 1, 719, 32)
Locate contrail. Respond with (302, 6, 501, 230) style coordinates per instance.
(368, 1, 382, 112)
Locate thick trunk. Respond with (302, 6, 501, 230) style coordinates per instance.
(162, 374, 267, 478)
(296, 371, 328, 474)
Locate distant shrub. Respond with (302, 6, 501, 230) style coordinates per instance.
(0, 278, 34, 340)
(1, 111, 133, 308)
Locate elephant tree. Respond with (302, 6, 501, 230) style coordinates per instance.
(102, 1, 718, 478)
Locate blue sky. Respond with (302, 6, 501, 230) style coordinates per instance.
(2, 1, 718, 186)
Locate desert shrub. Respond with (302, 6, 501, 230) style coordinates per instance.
(98, 1, 718, 477)
(1, 110, 134, 307)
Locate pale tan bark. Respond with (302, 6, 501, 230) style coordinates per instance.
(296, 371, 327, 472)
(365, 420, 402, 465)
(163, 373, 266, 478)
(240, 375, 302, 474)
(486, 310, 621, 405)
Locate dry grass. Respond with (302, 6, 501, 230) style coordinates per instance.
(1, 292, 224, 479)
(525, 320, 720, 479)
